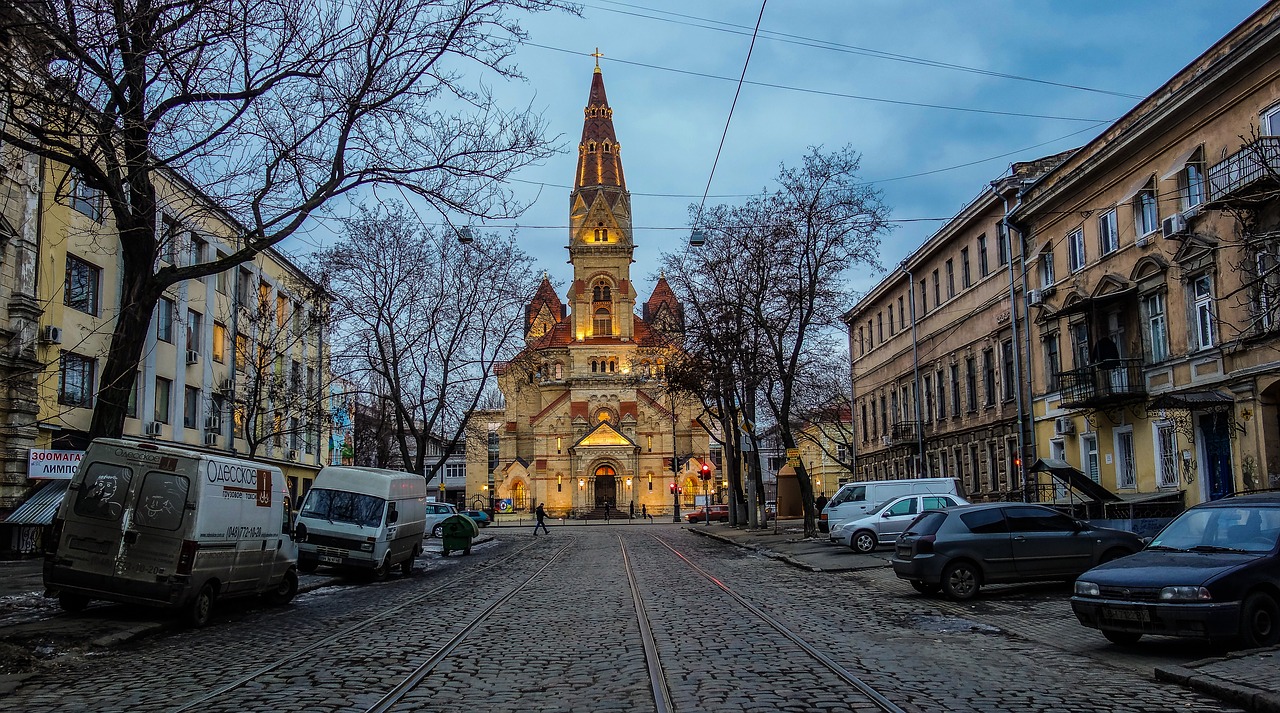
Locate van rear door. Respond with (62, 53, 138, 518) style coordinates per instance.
(59, 460, 138, 589)
(119, 466, 195, 589)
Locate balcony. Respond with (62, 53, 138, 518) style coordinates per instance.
(885, 421, 919, 448)
(1056, 359, 1147, 410)
(1208, 137, 1280, 204)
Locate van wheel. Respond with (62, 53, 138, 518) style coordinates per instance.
(186, 583, 215, 628)
(851, 530, 877, 554)
(264, 569, 298, 605)
(373, 556, 391, 581)
(58, 592, 90, 613)
(941, 561, 981, 601)
(432, 523, 444, 538)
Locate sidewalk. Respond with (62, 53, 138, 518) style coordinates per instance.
(692, 520, 1280, 713)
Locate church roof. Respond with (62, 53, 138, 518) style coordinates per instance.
(574, 68, 627, 204)
(528, 275, 563, 322)
(646, 276, 679, 313)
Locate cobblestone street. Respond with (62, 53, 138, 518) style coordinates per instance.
(1, 526, 1248, 712)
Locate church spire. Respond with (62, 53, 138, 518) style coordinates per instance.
(574, 64, 626, 194)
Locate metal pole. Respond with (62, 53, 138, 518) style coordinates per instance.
(905, 265, 925, 474)
(672, 390, 681, 523)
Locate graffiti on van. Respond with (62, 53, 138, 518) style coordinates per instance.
(74, 463, 133, 521)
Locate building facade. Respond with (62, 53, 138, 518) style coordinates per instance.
(464, 66, 709, 518)
(1015, 1, 1280, 511)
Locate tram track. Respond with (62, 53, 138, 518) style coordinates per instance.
(169, 538, 549, 713)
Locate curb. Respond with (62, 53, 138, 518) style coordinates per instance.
(687, 527, 824, 573)
(1155, 653, 1280, 713)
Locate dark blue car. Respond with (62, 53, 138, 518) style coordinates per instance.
(1071, 492, 1280, 648)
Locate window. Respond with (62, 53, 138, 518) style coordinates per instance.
(977, 235, 989, 277)
(877, 312, 884, 342)
(922, 374, 932, 424)
(919, 279, 928, 314)
(133, 473, 189, 531)
(987, 441, 999, 490)
(932, 269, 941, 306)
(1142, 292, 1169, 362)
(946, 259, 955, 298)
(935, 369, 946, 420)
(1156, 422, 1179, 488)
(898, 296, 906, 329)
(157, 297, 175, 343)
(70, 173, 103, 221)
(887, 305, 895, 335)
(1263, 103, 1280, 136)
(867, 319, 874, 347)
(1082, 434, 1100, 483)
(857, 327, 864, 356)
(594, 308, 611, 336)
(154, 376, 172, 424)
(1180, 148, 1206, 211)
(235, 334, 249, 371)
(127, 371, 140, 419)
(949, 364, 960, 416)
(1001, 339, 1015, 402)
(188, 234, 206, 267)
(997, 224, 1010, 267)
(160, 214, 180, 264)
(184, 386, 200, 429)
(1069, 321, 1090, 369)
(258, 280, 271, 315)
(276, 294, 288, 328)
(213, 322, 227, 363)
(1134, 180, 1159, 236)
(961, 247, 971, 288)
(58, 352, 95, 407)
(1067, 228, 1086, 272)
(982, 348, 995, 407)
(1039, 253, 1055, 288)
(291, 361, 302, 390)
(965, 356, 977, 412)
(216, 254, 231, 294)
(64, 255, 100, 316)
(1115, 429, 1135, 489)
(860, 402, 868, 441)
(1043, 333, 1061, 392)
(592, 281, 612, 301)
(1192, 275, 1215, 350)
(967, 443, 980, 492)
(74, 463, 133, 521)
(186, 309, 202, 352)
(1006, 506, 1077, 533)
(1098, 209, 1118, 255)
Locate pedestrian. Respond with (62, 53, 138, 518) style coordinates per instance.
(534, 503, 549, 535)
(815, 494, 828, 511)
(604, 500, 611, 523)
(629, 501, 635, 520)
(641, 503, 652, 522)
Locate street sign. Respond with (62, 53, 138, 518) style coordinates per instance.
(786, 448, 800, 467)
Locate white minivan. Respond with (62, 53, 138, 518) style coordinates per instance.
(44, 439, 298, 627)
(294, 466, 427, 579)
(819, 477, 962, 533)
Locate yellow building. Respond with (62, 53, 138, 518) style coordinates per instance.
(464, 66, 709, 518)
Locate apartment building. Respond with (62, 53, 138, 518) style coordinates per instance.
(845, 158, 1062, 501)
(1014, 1, 1280, 510)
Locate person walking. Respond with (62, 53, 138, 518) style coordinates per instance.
(534, 503, 549, 535)
(641, 503, 652, 522)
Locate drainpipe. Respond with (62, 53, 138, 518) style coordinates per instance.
(904, 263, 925, 475)
(998, 184, 1034, 502)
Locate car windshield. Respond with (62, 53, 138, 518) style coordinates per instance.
(299, 488, 386, 528)
(827, 486, 863, 508)
(1150, 505, 1280, 554)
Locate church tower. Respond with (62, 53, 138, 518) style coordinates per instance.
(568, 63, 637, 341)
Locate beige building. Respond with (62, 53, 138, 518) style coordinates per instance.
(465, 66, 709, 518)
(1015, 1, 1280, 511)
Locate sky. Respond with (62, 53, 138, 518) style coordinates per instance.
(289, 0, 1268, 302)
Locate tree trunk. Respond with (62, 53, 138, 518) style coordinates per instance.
(90, 270, 162, 439)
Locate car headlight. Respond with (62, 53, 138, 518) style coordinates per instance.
(1074, 581, 1100, 597)
(1159, 586, 1212, 602)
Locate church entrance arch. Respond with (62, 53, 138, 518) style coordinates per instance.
(594, 464, 617, 507)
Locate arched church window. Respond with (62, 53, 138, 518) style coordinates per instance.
(594, 308, 612, 336)
(609, 360, 616, 372)
(589, 142, 596, 152)
(555, 362, 563, 380)
(603, 142, 611, 153)
(591, 360, 598, 373)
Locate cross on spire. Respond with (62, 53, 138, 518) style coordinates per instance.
(591, 47, 603, 72)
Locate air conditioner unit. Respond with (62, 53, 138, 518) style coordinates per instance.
(1161, 213, 1188, 239)
(204, 432, 218, 446)
(145, 421, 163, 437)
(40, 325, 62, 344)
(1028, 289, 1044, 306)
(286, 449, 298, 460)
(186, 350, 199, 365)
(1054, 416, 1076, 436)
(204, 414, 221, 431)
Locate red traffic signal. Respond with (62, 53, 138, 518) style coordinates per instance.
(699, 463, 712, 481)
(669, 482, 677, 494)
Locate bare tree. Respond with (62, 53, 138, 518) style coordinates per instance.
(0, 0, 571, 439)
(320, 204, 538, 483)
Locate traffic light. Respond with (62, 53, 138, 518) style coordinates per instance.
(670, 482, 677, 494)
(700, 463, 712, 481)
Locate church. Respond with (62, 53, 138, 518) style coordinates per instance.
(464, 64, 712, 518)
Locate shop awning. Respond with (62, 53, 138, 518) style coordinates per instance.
(1148, 389, 1233, 410)
(1029, 458, 1122, 503)
(2, 480, 69, 525)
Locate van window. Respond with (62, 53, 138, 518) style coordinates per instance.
(828, 486, 865, 507)
(300, 488, 386, 528)
(133, 472, 190, 531)
(74, 463, 134, 521)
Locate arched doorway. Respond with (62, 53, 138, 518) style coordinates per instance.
(512, 481, 529, 511)
(594, 465, 617, 507)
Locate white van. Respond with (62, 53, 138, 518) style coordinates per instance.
(820, 478, 962, 533)
(44, 439, 298, 627)
(294, 466, 426, 578)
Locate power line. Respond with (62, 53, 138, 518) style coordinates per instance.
(583, 0, 1144, 100)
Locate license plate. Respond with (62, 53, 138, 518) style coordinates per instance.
(1102, 606, 1149, 623)
(319, 555, 341, 564)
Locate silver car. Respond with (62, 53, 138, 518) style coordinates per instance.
(830, 493, 968, 553)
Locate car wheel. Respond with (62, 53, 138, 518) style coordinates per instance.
(909, 580, 940, 596)
(373, 556, 391, 581)
(186, 583, 216, 628)
(1101, 629, 1142, 645)
(264, 569, 298, 605)
(940, 561, 981, 601)
(851, 530, 877, 554)
(1239, 592, 1280, 648)
(432, 523, 443, 538)
(58, 592, 90, 613)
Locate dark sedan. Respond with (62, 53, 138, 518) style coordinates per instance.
(1072, 493, 1280, 648)
(892, 502, 1143, 600)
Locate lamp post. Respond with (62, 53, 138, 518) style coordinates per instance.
(671, 389, 681, 523)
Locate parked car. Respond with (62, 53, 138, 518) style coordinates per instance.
(461, 509, 491, 527)
(425, 502, 459, 537)
(821, 477, 962, 533)
(830, 493, 968, 553)
(687, 505, 730, 523)
(892, 502, 1143, 600)
(1071, 493, 1280, 648)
